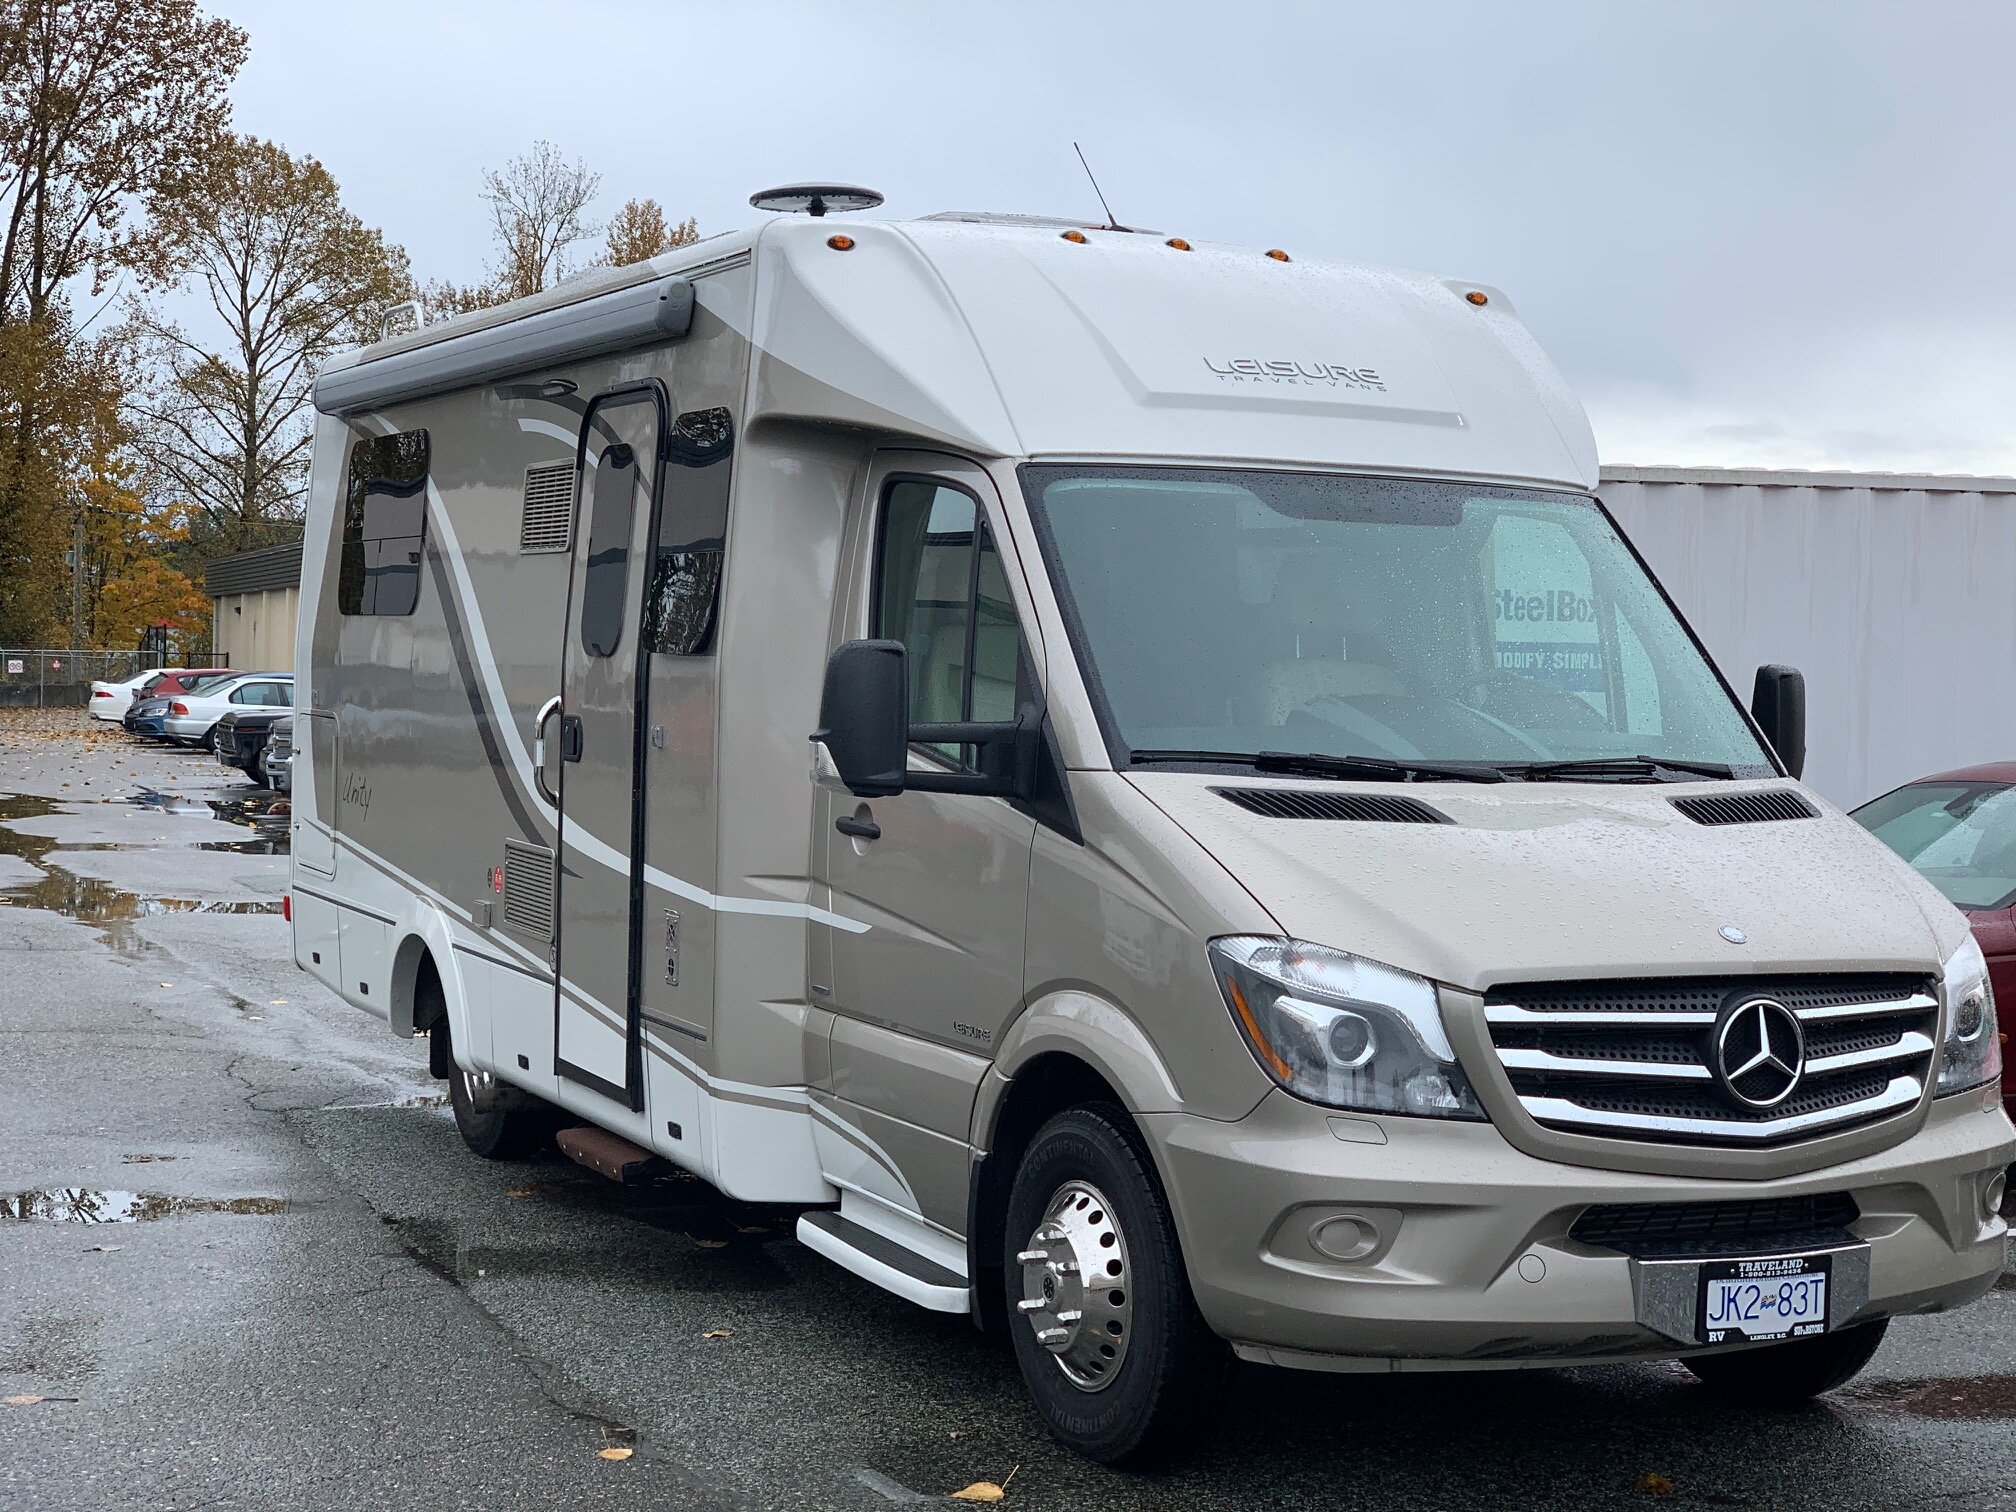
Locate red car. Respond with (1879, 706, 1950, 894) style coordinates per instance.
(1853, 761, 2016, 1123)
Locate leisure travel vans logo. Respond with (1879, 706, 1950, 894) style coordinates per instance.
(1202, 357, 1386, 391)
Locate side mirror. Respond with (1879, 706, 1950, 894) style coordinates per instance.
(1751, 664, 1806, 779)
(814, 639, 910, 797)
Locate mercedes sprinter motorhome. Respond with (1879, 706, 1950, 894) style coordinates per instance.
(293, 189, 2013, 1464)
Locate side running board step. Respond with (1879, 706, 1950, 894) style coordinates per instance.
(556, 1125, 664, 1183)
(796, 1209, 970, 1314)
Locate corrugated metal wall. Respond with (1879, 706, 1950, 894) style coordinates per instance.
(1600, 469, 2016, 808)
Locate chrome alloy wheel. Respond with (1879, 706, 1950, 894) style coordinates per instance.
(1015, 1178, 1133, 1390)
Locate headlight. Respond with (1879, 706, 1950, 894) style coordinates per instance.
(1208, 936, 1486, 1120)
(1936, 935, 2003, 1097)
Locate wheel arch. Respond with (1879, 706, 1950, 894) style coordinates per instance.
(387, 903, 477, 1075)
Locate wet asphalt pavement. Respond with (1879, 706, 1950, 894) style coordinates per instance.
(0, 709, 2013, 1510)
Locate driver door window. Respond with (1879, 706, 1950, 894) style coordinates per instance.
(874, 479, 1020, 765)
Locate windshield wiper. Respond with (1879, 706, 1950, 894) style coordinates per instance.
(1497, 754, 1736, 783)
(1125, 749, 1505, 783)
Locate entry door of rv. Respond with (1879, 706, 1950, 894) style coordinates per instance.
(552, 383, 666, 1108)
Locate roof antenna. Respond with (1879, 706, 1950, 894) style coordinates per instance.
(1074, 142, 1121, 230)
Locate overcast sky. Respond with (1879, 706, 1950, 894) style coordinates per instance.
(207, 0, 2016, 475)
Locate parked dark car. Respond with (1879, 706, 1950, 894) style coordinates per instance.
(1852, 761, 2016, 1125)
(263, 715, 293, 792)
(214, 707, 289, 784)
(123, 673, 232, 737)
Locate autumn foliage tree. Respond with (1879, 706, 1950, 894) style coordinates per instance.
(125, 134, 414, 553)
(425, 141, 600, 318)
(601, 198, 699, 268)
(0, 0, 246, 643)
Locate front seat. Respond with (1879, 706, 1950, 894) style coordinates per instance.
(1251, 554, 1409, 728)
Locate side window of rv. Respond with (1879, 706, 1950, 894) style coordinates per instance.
(643, 407, 733, 657)
(338, 430, 430, 616)
(874, 479, 1021, 765)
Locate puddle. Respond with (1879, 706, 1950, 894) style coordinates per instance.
(3, 1189, 288, 1223)
(1838, 1374, 2016, 1422)
(0, 790, 284, 948)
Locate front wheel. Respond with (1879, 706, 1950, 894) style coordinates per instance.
(1683, 1318, 1888, 1404)
(1002, 1104, 1227, 1466)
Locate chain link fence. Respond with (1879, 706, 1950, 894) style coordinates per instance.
(0, 650, 164, 709)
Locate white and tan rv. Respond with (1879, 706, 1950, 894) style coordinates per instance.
(294, 187, 2013, 1463)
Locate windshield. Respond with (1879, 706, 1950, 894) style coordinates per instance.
(1852, 781, 2016, 910)
(1020, 467, 1773, 774)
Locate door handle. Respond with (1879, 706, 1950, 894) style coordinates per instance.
(560, 715, 584, 762)
(834, 813, 881, 841)
(531, 696, 562, 806)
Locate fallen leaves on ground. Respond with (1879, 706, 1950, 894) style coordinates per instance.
(597, 1447, 634, 1462)
(84, 1243, 122, 1253)
(700, 1329, 733, 1340)
(951, 1484, 1005, 1503)
(692, 1237, 729, 1249)
(4, 1395, 44, 1406)
(1636, 1472, 1676, 1496)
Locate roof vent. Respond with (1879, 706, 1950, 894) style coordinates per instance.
(749, 183, 883, 217)
(1214, 787, 1449, 825)
(1671, 789, 1818, 826)
(520, 462, 575, 553)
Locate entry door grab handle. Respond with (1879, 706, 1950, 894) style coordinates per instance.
(834, 814, 881, 841)
(531, 696, 562, 806)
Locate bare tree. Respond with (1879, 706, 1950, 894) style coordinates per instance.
(126, 134, 413, 551)
(425, 141, 600, 318)
(601, 197, 698, 268)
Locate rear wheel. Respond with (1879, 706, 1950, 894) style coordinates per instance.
(1683, 1318, 1888, 1404)
(199, 723, 219, 752)
(1002, 1104, 1227, 1465)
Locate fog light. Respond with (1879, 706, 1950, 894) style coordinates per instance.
(1986, 1170, 2008, 1222)
(1311, 1214, 1380, 1262)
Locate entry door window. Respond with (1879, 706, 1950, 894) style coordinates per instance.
(874, 479, 1021, 764)
(580, 441, 640, 658)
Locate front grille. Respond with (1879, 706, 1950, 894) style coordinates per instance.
(1484, 973, 1938, 1147)
(1571, 1191, 1860, 1258)
(1212, 787, 1448, 824)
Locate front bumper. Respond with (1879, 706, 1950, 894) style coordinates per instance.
(1147, 1083, 2013, 1371)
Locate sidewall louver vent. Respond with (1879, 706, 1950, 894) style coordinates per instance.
(520, 462, 576, 553)
(1671, 789, 1818, 826)
(502, 840, 556, 941)
(1213, 787, 1450, 824)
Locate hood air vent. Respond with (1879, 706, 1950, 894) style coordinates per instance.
(1214, 787, 1449, 824)
(520, 462, 575, 552)
(1671, 789, 1817, 826)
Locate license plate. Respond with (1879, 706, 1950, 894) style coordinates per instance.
(1697, 1254, 1831, 1344)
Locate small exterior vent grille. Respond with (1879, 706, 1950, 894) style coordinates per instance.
(1671, 789, 1817, 826)
(501, 840, 555, 941)
(1570, 1192, 1860, 1258)
(519, 462, 575, 553)
(1213, 787, 1449, 824)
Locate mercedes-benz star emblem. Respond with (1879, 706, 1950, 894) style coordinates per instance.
(1712, 997, 1806, 1109)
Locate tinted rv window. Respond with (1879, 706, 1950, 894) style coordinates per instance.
(875, 479, 1021, 766)
(580, 440, 640, 658)
(338, 430, 429, 616)
(643, 407, 733, 656)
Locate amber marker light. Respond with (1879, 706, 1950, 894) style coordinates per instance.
(826, 234, 855, 251)
(1224, 976, 1296, 1083)
(1061, 229, 1089, 243)
(1465, 290, 1489, 306)
(1265, 248, 1291, 262)
(1166, 237, 1192, 251)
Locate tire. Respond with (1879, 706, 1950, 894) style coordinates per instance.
(199, 724, 218, 752)
(1682, 1318, 1888, 1404)
(432, 990, 553, 1161)
(1002, 1104, 1227, 1466)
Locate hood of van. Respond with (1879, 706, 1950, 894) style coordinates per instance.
(1129, 773, 1967, 991)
